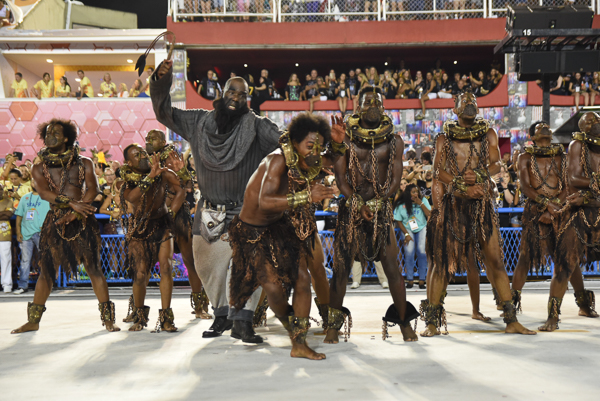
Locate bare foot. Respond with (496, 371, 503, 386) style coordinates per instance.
(506, 322, 537, 334)
(11, 322, 39, 334)
(104, 322, 121, 332)
(400, 325, 418, 342)
(537, 318, 558, 332)
(472, 311, 491, 322)
(161, 322, 178, 332)
(420, 323, 440, 337)
(129, 323, 145, 331)
(193, 310, 213, 319)
(291, 343, 326, 360)
(578, 308, 599, 318)
(323, 328, 339, 344)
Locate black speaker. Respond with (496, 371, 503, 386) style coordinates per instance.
(507, 5, 594, 31)
(517, 51, 600, 81)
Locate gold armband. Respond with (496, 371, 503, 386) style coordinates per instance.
(138, 175, 156, 192)
(534, 195, 549, 210)
(330, 141, 347, 156)
(287, 191, 309, 209)
(350, 193, 365, 210)
(366, 197, 388, 213)
(54, 195, 72, 209)
(70, 210, 83, 220)
(452, 177, 468, 194)
(175, 167, 192, 183)
(473, 168, 489, 184)
(580, 190, 593, 205)
(550, 197, 562, 206)
(167, 207, 177, 219)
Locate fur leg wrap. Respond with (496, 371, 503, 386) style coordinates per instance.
(153, 308, 177, 333)
(289, 316, 311, 344)
(253, 296, 269, 328)
(420, 300, 448, 334)
(190, 288, 210, 315)
(492, 288, 500, 307)
(27, 302, 46, 324)
(314, 297, 329, 330)
(574, 290, 596, 314)
(123, 294, 136, 322)
(512, 289, 522, 313)
(133, 305, 150, 328)
(328, 306, 352, 342)
(547, 297, 562, 326)
(98, 301, 116, 326)
(501, 301, 518, 324)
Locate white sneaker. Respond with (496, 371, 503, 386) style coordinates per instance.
(350, 282, 360, 289)
(12, 288, 26, 295)
(3, 287, 12, 294)
(381, 282, 389, 289)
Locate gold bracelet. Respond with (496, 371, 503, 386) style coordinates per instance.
(167, 207, 176, 219)
(287, 191, 309, 209)
(473, 168, 489, 183)
(55, 195, 71, 208)
(366, 197, 387, 213)
(351, 193, 365, 210)
(175, 167, 191, 183)
(452, 177, 468, 194)
(534, 195, 549, 211)
(330, 141, 347, 155)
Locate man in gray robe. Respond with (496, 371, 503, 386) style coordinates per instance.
(151, 59, 281, 343)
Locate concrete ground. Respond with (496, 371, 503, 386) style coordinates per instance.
(1, 281, 599, 401)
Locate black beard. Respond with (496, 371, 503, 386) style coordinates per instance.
(213, 98, 250, 135)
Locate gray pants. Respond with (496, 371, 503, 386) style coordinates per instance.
(192, 234, 261, 322)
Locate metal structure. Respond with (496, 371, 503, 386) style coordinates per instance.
(168, 0, 598, 22)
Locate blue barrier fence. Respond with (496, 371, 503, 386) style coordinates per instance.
(8, 210, 600, 288)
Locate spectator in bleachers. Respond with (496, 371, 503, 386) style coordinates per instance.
(452, 78, 466, 98)
(494, 164, 517, 227)
(413, 70, 425, 97)
(381, 70, 398, 99)
(389, 0, 406, 21)
(253, 69, 273, 110)
(284, 73, 303, 101)
(32, 73, 54, 99)
(335, 72, 349, 113)
(326, 69, 338, 100)
(0, 183, 13, 293)
(18, 165, 31, 191)
(76, 70, 94, 99)
(198, 69, 221, 100)
(367, 66, 380, 86)
(394, 184, 431, 289)
(130, 79, 143, 97)
(570, 71, 590, 110)
(118, 83, 129, 98)
(1, 153, 18, 182)
(14, 183, 49, 294)
(396, 70, 415, 99)
(308, 76, 328, 114)
(470, 70, 489, 96)
(347, 69, 359, 98)
(304, 69, 319, 100)
(139, 67, 154, 98)
(100, 73, 117, 98)
(55, 76, 72, 98)
(417, 71, 440, 120)
(488, 67, 503, 91)
(437, 72, 453, 98)
(9, 72, 28, 98)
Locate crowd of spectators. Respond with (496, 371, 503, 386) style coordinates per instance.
(541, 72, 600, 110)
(195, 63, 504, 118)
(8, 68, 155, 100)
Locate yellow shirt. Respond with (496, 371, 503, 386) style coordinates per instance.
(145, 77, 151, 96)
(34, 80, 54, 98)
(56, 84, 71, 97)
(11, 79, 28, 98)
(80, 76, 94, 97)
(6, 183, 32, 209)
(129, 89, 140, 97)
(100, 81, 117, 97)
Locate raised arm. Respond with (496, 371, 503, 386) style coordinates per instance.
(151, 60, 206, 142)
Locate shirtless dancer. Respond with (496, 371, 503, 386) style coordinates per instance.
(545, 113, 600, 331)
(326, 86, 419, 344)
(228, 113, 342, 359)
(119, 144, 185, 332)
(422, 92, 535, 336)
(12, 119, 119, 334)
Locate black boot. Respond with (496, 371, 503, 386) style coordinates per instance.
(231, 320, 264, 344)
(202, 315, 233, 338)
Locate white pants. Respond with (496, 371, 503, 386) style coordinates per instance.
(351, 261, 387, 285)
(0, 241, 12, 291)
(437, 92, 453, 99)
